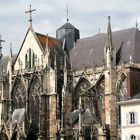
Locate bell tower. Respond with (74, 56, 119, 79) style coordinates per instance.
(56, 6, 80, 52)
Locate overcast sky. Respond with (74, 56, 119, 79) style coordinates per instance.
(0, 0, 140, 55)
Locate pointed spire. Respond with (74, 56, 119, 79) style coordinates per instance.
(46, 34, 51, 67)
(54, 49, 57, 71)
(9, 43, 13, 60)
(107, 16, 113, 50)
(99, 28, 101, 34)
(46, 34, 49, 49)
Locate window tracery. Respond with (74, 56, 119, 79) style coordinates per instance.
(118, 74, 127, 101)
(95, 79, 105, 121)
(25, 48, 36, 68)
(74, 77, 105, 123)
(29, 78, 41, 130)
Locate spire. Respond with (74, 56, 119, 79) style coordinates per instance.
(105, 16, 116, 68)
(25, 4, 36, 28)
(9, 43, 13, 61)
(107, 16, 113, 50)
(45, 34, 51, 67)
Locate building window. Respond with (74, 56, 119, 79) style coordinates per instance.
(130, 112, 135, 124)
(130, 134, 136, 140)
(25, 48, 36, 68)
(126, 112, 138, 125)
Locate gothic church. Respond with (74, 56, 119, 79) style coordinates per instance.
(0, 5, 140, 140)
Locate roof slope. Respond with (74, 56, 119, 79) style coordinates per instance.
(35, 32, 62, 50)
(70, 27, 138, 70)
(58, 22, 78, 30)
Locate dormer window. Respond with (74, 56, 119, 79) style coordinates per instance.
(25, 48, 36, 68)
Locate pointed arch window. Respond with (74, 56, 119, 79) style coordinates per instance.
(25, 48, 36, 68)
(74, 76, 105, 124)
(29, 79, 41, 130)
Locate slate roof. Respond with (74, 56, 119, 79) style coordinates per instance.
(35, 32, 65, 68)
(72, 108, 99, 125)
(58, 22, 78, 30)
(131, 92, 140, 99)
(70, 27, 140, 70)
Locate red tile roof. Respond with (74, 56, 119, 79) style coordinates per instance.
(35, 32, 61, 50)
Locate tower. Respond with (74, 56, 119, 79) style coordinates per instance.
(56, 6, 80, 52)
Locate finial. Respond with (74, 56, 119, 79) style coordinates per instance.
(136, 20, 138, 28)
(129, 54, 132, 64)
(107, 16, 112, 48)
(99, 28, 100, 34)
(9, 43, 13, 58)
(46, 34, 49, 48)
(66, 5, 69, 22)
(25, 4, 36, 28)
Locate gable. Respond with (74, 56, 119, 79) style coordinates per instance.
(14, 29, 44, 70)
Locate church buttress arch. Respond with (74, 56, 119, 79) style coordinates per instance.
(12, 79, 26, 110)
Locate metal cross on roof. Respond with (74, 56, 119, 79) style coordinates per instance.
(66, 5, 69, 22)
(25, 4, 36, 27)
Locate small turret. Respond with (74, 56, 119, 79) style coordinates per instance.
(56, 22, 80, 52)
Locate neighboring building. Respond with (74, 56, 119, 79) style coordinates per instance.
(118, 98, 140, 140)
(0, 7, 140, 140)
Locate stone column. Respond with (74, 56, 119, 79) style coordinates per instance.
(49, 94, 57, 140)
(38, 93, 47, 140)
(104, 69, 117, 140)
(79, 96, 83, 140)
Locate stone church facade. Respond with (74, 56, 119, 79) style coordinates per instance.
(0, 10, 140, 140)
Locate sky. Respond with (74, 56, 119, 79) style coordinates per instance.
(0, 0, 140, 55)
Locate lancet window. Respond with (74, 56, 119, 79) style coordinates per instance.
(25, 48, 37, 68)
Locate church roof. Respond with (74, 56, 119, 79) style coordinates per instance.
(72, 108, 99, 125)
(35, 32, 62, 50)
(58, 22, 78, 30)
(70, 27, 140, 70)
